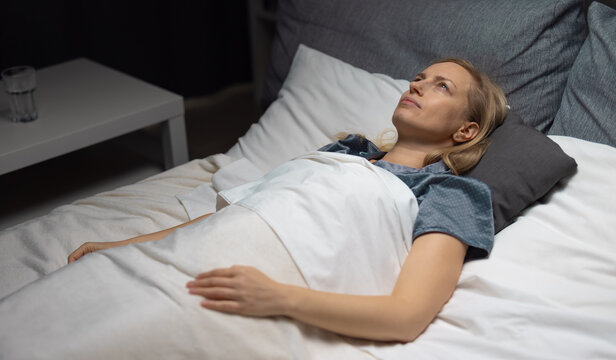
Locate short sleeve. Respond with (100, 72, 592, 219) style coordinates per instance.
(412, 176, 494, 261)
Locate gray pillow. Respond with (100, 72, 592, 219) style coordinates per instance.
(264, 0, 586, 132)
(465, 112, 578, 233)
(548, 2, 616, 147)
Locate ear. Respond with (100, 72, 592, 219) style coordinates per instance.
(452, 122, 480, 144)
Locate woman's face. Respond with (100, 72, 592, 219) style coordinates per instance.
(392, 62, 476, 147)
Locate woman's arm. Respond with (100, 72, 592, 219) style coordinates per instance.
(186, 232, 468, 342)
(68, 212, 213, 263)
(124, 212, 213, 244)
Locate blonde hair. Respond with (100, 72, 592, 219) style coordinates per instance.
(423, 58, 508, 175)
(331, 59, 506, 173)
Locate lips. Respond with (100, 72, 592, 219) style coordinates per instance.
(401, 96, 421, 109)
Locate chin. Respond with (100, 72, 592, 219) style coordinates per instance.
(392, 109, 405, 126)
(392, 109, 416, 130)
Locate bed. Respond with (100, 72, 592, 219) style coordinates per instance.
(1, 0, 616, 359)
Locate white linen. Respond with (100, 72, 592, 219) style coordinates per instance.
(0, 154, 233, 300)
(217, 151, 418, 295)
(1, 41, 615, 359)
(0, 205, 374, 360)
(354, 136, 616, 359)
(226, 44, 407, 172)
(176, 157, 265, 220)
(1, 136, 615, 359)
(219, 44, 616, 358)
(211, 156, 265, 191)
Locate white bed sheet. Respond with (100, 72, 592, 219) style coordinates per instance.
(357, 136, 616, 359)
(0, 205, 374, 360)
(224, 135, 616, 359)
(0, 136, 615, 360)
(0, 153, 237, 299)
(216, 152, 418, 296)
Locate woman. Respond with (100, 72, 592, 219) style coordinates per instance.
(68, 58, 507, 343)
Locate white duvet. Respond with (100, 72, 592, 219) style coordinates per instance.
(217, 151, 418, 295)
(0, 136, 615, 359)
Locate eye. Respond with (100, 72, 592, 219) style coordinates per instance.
(438, 82, 449, 91)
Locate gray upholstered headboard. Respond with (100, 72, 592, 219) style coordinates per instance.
(585, 0, 616, 12)
(547, 1, 616, 146)
(262, 0, 588, 133)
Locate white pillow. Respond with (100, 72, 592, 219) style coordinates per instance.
(226, 44, 409, 172)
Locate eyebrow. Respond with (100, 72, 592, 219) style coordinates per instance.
(415, 73, 457, 89)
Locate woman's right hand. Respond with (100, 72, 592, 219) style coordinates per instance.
(67, 240, 126, 264)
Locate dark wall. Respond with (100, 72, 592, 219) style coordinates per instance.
(0, 1, 253, 98)
(587, 0, 616, 9)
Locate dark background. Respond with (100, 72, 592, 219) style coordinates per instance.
(0, 1, 262, 229)
(0, 1, 253, 98)
(3, 0, 613, 100)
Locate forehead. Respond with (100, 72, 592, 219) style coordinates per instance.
(420, 62, 474, 89)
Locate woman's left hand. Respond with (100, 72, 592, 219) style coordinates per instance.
(186, 265, 288, 317)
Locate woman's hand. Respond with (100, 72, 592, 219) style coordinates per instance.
(67, 240, 127, 264)
(186, 266, 288, 317)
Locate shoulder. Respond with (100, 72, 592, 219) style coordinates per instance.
(423, 174, 492, 209)
(440, 174, 491, 195)
(414, 174, 494, 261)
(400, 169, 490, 203)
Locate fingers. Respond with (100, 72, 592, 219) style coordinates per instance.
(186, 277, 235, 289)
(194, 265, 247, 279)
(187, 266, 282, 317)
(67, 252, 79, 264)
(186, 273, 239, 299)
(200, 299, 241, 313)
(187, 283, 251, 315)
(201, 299, 243, 314)
(186, 272, 242, 311)
(66, 242, 109, 264)
(187, 267, 249, 303)
(67, 244, 89, 264)
(188, 286, 239, 301)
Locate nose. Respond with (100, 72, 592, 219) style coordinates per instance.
(409, 81, 423, 96)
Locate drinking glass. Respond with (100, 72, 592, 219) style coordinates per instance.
(2, 65, 38, 122)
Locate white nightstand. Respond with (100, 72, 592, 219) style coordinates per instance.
(0, 58, 189, 175)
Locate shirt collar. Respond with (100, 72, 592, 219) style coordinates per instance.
(373, 159, 449, 175)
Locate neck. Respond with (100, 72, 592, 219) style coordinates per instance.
(381, 142, 432, 169)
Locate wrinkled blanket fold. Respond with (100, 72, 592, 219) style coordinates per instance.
(216, 152, 419, 295)
(1, 137, 615, 359)
(0, 205, 373, 360)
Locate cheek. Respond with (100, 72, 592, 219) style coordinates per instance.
(437, 99, 467, 123)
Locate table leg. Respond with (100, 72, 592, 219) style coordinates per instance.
(162, 115, 189, 169)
